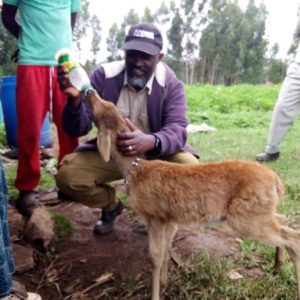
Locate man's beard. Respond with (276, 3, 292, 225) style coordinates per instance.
(127, 63, 153, 90)
(128, 76, 147, 90)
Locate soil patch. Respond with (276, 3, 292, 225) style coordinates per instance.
(10, 200, 240, 300)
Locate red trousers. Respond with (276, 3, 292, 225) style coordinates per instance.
(15, 65, 79, 191)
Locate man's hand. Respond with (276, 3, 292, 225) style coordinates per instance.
(57, 65, 80, 98)
(57, 65, 81, 109)
(117, 119, 155, 156)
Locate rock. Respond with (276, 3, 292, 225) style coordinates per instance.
(39, 188, 61, 206)
(228, 270, 243, 280)
(243, 267, 265, 279)
(51, 201, 101, 243)
(23, 206, 55, 252)
(12, 244, 34, 273)
(8, 206, 24, 236)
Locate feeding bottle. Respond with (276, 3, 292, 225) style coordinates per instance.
(55, 48, 92, 93)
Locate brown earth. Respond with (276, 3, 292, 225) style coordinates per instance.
(9, 197, 242, 300)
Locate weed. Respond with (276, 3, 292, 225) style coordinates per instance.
(37, 212, 74, 264)
(0, 124, 8, 147)
(52, 212, 74, 239)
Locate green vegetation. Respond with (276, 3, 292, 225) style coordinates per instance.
(52, 212, 74, 240)
(4, 164, 55, 200)
(165, 251, 296, 299)
(186, 84, 280, 128)
(0, 125, 7, 147)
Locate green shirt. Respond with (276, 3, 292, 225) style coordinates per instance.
(3, 0, 81, 65)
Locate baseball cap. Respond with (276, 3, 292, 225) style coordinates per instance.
(123, 23, 163, 55)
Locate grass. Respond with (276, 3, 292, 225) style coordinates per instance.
(2, 83, 300, 298)
(52, 212, 74, 239)
(3, 164, 55, 200)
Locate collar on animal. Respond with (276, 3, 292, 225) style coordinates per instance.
(124, 157, 141, 186)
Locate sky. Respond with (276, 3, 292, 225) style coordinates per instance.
(91, 0, 300, 61)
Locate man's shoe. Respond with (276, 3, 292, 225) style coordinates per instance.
(16, 191, 41, 217)
(1, 280, 42, 300)
(0, 292, 42, 300)
(94, 201, 125, 235)
(26, 293, 42, 300)
(256, 152, 280, 162)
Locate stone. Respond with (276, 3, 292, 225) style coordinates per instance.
(12, 244, 34, 273)
(23, 206, 55, 252)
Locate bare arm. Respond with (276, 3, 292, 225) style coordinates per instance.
(71, 12, 77, 31)
(1, 3, 19, 39)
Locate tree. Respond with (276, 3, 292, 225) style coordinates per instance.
(73, 0, 102, 67)
(73, 0, 91, 54)
(240, 0, 267, 83)
(90, 15, 102, 66)
(106, 9, 140, 62)
(154, 1, 171, 24)
(106, 23, 124, 62)
(167, 7, 184, 58)
(265, 43, 287, 84)
(199, 0, 268, 85)
(266, 59, 286, 84)
(142, 7, 156, 23)
(165, 0, 208, 83)
(200, 0, 243, 84)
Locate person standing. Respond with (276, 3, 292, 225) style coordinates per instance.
(56, 22, 199, 235)
(256, 9, 300, 162)
(1, 0, 80, 216)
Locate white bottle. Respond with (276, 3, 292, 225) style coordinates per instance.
(55, 48, 91, 93)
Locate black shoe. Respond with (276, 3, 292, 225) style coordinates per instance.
(256, 152, 280, 162)
(94, 201, 125, 235)
(16, 190, 42, 216)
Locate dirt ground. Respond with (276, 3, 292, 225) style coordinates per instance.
(9, 197, 241, 300)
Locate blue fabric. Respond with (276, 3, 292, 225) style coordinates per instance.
(0, 158, 15, 297)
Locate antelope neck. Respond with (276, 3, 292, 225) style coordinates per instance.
(124, 157, 141, 186)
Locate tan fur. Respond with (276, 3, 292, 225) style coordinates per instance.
(86, 90, 300, 300)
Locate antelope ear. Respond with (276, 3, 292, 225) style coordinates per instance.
(97, 130, 111, 162)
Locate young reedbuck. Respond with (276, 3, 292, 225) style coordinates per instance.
(85, 89, 300, 300)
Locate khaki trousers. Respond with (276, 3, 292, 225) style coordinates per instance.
(266, 62, 300, 154)
(56, 150, 199, 211)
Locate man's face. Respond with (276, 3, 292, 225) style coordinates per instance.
(125, 50, 162, 90)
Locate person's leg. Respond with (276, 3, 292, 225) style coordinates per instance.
(265, 62, 300, 155)
(15, 66, 50, 191)
(56, 150, 125, 234)
(0, 159, 14, 298)
(162, 151, 199, 164)
(56, 150, 122, 209)
(51, 67, 79, 163)
(15, 66, 50, 215)
(0, 159, 41, 299)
